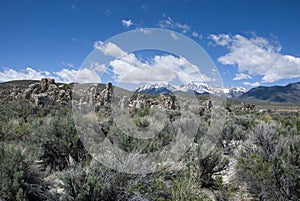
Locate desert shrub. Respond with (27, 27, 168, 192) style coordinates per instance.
(0, 145, 49, 201)
(58, 163, 130, 201)
(130, 173, 169, 201)
(111, 115, 176, 154)
(277, 113, 300, 136)
(37, 108, 90, 171)
(169, 176, 211, 201)
(182, 143, 229, 189)
(4, 118, 32, 140)
(237, 122, 300, 200)
(0, 102, 53, 142)
(129, 171, 212, 201)
(212, 176, 242, 201)
(114, 126, 175, 154)
(193, 149, 229, 188)
(219, 115, 255, 154)
(132, 117, 150, 128)
(261, 113, 272, 123)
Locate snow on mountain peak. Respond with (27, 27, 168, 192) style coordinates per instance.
(136, 81, 246, 98)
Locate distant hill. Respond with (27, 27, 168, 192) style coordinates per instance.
(240, 82, 300, 103)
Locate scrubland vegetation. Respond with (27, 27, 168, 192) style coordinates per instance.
(0, 99, 299, 201)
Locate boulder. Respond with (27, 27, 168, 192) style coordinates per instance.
(40, 78, 49, 92)
(31, 93, 51, 107)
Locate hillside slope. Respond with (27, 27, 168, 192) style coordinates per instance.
(240, 82, 300, 103)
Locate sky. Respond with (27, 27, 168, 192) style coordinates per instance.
(0, 0, 300, 89)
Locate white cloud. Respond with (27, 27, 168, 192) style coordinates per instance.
(75, 68, 100, 83)
(56, 67, 101, 83)
(192, 31, 203, 39)
(121, 19, 133, 28)
(0, 67, 52, 82)
(208, 34, 232, 46)
(175, 22, 190, 34)
(107, 43, 211, 84)
(243, 81, 260, 87)
(233, 73, 252, 80)
(158, 16, 190, 34)
(54, 69, 78, 83)
(94, 41, 127, 58)
(210, 34, 300, 82)
(0, 67, 100, 84)
(157, 15, 204, 40)
(91, 62, 106, 72)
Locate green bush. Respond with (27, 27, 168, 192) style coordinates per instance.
(219, 115, 255, 154)
(58, 163, 130, 201)
(38, 108, 90, 171)
(193, 149, 229, 188)
(169, 176, 211, 201)
(237, 122, 300, 200)
(0, 145, 49, 201)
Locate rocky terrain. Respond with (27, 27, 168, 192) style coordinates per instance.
(0, 79, 211, 111)
(2, 79, 300, 111)
(0, 78, 72, 106)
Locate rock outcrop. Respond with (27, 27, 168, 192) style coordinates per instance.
(127, 93, 177, 111)
(27, 78, 71, 106)
(95, 82, 113, 111)
(0, 78, 72, 106)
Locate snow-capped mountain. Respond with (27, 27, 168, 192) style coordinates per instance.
(136, 83, 176, 94)
(136, 82, 247, 98)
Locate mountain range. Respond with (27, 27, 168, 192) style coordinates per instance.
(240, 82, 300, 103)
(136, 81, 300, 104)
(1, 80, 299, 104)
(136, 82, 247, 98)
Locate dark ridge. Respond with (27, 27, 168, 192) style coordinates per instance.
(240, 82, 300, 104)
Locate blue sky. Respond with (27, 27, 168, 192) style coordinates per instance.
(0, 0, 300, 89)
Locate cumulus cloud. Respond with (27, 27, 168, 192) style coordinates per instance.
(75, 68, 100, 83)
(121, 19, 133, 28)
(0, 67, 51, 82)
(233, 73, 252, 80)
(209, 34, 300, 82)
(55, 66, 102, 83)
(0, 67, 100, 84)
(105, 43, 210, 84)
(94, 41, 127, 58)
(91, 62, 106, 72)
(93, 41, 210, 84)
(54, 69, 78, 83)
(1, 37, 212, 85)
